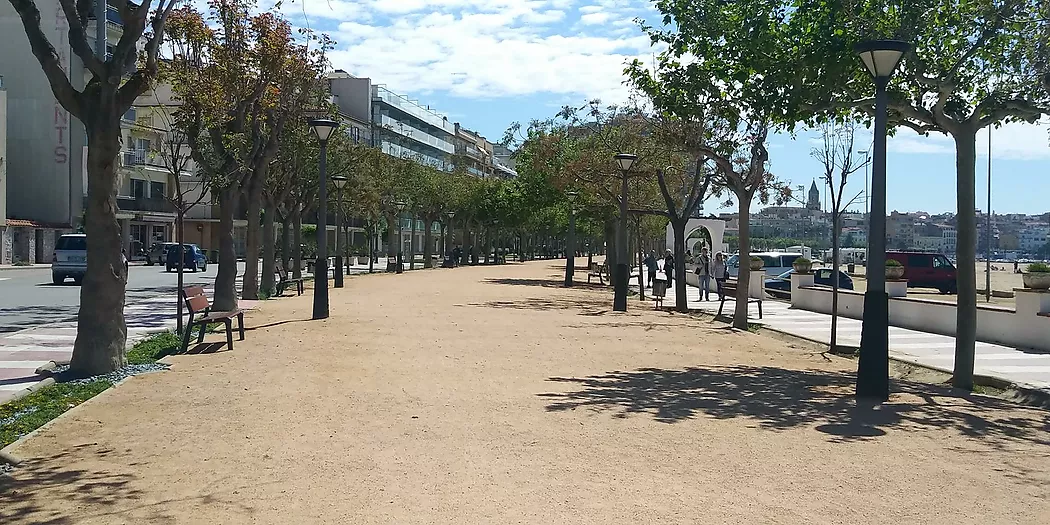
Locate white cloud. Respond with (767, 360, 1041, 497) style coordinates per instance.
(319, 0, 655, 102)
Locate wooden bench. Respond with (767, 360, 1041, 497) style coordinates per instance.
(587, 262, 609, 285)
(180, 286, 245, 353)
(716, 279, 764, 319)
(276, 266, 304, 296)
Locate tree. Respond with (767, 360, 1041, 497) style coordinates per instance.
(165, 0, 324, 307)
(811, 121, 865, 353)
(783, 0, 1050, 390)
(6, 0, 179, 376)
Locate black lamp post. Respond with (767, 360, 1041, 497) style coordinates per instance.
(565, 190, 579, 287)
(853, 39, 910, 401)
(613, 152, 638, 312)
(309, 117, 340, 320)
(394, 200, 406, 274)
(332, 175, 348, 289)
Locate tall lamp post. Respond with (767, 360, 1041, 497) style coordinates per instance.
(613, 153, 638, 312)
(853, 40, 910, 401)
(565, 191, 579, 287)
(332, 175, 348, 288)
(394, 200, 406, 274)
(309, 118, 340, 320)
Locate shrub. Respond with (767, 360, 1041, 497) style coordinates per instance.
(886, 259, 903, 267)
(793, 257, 812, 265)
(1027, 262, 1050, 273)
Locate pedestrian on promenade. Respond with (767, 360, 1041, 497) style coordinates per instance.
(694, 247, 712, 301)
(663, 249, 675, 289)
(713, 252, 728, 300)
(653, 257, 669, 307)
(643, 250, 658, 289)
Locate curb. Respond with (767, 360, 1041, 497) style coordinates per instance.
(753, 323, 1050, 410)
(0, 265, 51, 271)
(0, 375, 135, 465)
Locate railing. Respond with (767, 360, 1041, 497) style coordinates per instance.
(124, 150, 146, 166)
(117, 196, 175, 214)
(378, 114, 455, 154)
(373, 86, 456, 134)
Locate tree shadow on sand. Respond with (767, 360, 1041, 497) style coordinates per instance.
(484, 277, 610, 291)
(538, 365, 1050, 449)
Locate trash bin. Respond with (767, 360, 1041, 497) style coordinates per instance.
(847, 263, 855, 274)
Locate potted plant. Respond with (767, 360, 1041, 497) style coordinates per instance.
(886, 258, 905, 279)
(749, 256, 764, 271)
(1022, 262, 1050, 290)
(792, 257, 813, 274)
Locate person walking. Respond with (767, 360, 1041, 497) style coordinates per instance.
(713, 252, 728, 301)
(643, 250, 658, 289)
(695, 248, 712, 301)
(663, 249, 675, 289)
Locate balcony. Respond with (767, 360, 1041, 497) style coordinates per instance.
(373, 86, 456, 135)
(117, 196, 175, 214)
(88, 4, 123, 26)
(123, 150, 169, 170)
(378, 114, 454, 154)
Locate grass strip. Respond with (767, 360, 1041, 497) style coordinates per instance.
(1, 381, 112, 448)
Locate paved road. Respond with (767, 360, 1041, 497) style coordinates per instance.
(0, 263, 241, 334)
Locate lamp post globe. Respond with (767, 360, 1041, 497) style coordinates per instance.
(853, 39, 910, 401)
(309, 118, 340, 320)
(612, 153, 637, 312)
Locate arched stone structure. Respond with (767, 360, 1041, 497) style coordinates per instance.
(666, 219, 728, 255)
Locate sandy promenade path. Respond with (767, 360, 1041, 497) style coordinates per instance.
(2, 261, 1049, 524)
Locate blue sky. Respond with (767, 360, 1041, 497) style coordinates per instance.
(276, 0, 1050, 216)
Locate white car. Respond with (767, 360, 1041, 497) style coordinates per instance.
(52, 234, 128, 285)
(726, 252, 804, 278)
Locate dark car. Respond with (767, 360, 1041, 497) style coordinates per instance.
(765, 268, 854, 297)
(886, 251, 957, 294)
(165, 244, 208, 272)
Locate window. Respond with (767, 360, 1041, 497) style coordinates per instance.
(781, 255, 800, 267)
(907, 254, 931, 267)
(132, 179, 146, 198)
(934, 255, 953, 268)
(150, 181, 165, 200)
(817, 269, 832, 280)
(136, 138, 152, 152)
(55, 236, 87, 251)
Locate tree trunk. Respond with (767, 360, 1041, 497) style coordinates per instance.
(424, 217, 435, 268)
(261, 204, 276, 298)
(241, 183, 264, 300)
(636, 220, 645, 301)
(733, 195, 752, 330)
(672, 219, 688, 312)
(386, 212, 398, 272)
(409, 215, 417, 270)
(69, 124, 127, 377)
(952, 127, 979, 390)
(604, 220, 617, 267)
(471, 223, 479, 265)
(213, 187, 239, 312)
(176, 212, 185, 335)
(830, 212, 841, 352)
(292, 208, 303, 279)
(460, 222, 470, 266)
(279, 214, 291, 273)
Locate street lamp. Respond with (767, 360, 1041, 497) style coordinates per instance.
(331, 174, 348, 289)
(613, 153, 638, 312)
(394, 200, 406, 274)
(565, 190, 579, 287)
(853, 39, 909, 401)
(309, 117, 339, 320)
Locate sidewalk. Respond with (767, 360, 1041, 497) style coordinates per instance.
(643, 276, 1050, 392)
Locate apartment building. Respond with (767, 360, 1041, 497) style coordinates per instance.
(454, 124, 495, 177)
(1020, 226, 1050, 252)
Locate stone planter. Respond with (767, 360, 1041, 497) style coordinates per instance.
(792, 261, 812, 274)
(749, 258, 764, 271)
(886, 266, 905, 280)
(1022, 272, 1050, 290)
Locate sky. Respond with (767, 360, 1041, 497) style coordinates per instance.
(274, 0, 1049, 216)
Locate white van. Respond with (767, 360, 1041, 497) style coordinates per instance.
(726, 252, 803, 278)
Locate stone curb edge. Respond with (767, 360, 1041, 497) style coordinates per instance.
(754, 324, 1050, 410)
(1, 375, 135, 466)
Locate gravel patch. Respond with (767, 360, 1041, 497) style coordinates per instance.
(53, 363, 170, 385)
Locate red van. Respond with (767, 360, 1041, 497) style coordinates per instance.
(886, 251, 957, 294)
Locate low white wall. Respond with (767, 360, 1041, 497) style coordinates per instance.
(792, 286, 1050, 352)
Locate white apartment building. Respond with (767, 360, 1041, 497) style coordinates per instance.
(1020, 226, 1050, 252)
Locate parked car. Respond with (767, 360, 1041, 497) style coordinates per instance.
(165, 244, 208, 272)
(765, 268, 854, 297)
(886, 251, 957, 294)
(51, 234, 128, 285)
(146, 242, 178, 266)
(727, 252, 804, 278)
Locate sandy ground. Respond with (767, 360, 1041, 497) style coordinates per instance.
(3, 261, 1049, 524)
